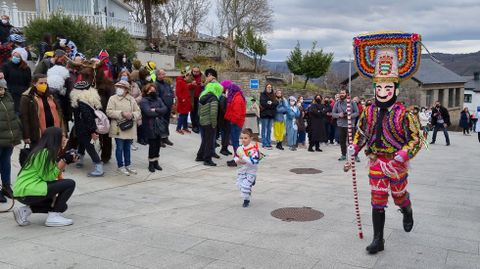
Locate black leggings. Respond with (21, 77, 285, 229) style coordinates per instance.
(18, 179, 76, 213)
(148, 136, 161, 160)
(78, 137, 101, 164)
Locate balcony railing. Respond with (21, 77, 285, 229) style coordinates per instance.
(0, 1, 147, 38)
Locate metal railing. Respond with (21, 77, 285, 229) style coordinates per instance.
(0, 1, 147, 38)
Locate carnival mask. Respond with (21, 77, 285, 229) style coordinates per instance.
(375, 82, 398, 108)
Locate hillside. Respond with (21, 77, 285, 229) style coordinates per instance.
(262, 51, 480, 76)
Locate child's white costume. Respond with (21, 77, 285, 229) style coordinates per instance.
(234, 143, 261, 201)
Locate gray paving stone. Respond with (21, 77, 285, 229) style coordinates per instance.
(124, 248, 214, 269)
(446, 251, 480, 269)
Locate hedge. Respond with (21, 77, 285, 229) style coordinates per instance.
(24, 13, 136, 60)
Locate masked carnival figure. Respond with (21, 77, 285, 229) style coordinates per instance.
(349, 32, 423, 254)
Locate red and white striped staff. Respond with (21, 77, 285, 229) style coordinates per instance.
(345, 95, 363, 239)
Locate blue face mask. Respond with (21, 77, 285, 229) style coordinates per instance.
(11, 56, 21, 64)
(120, 76, 129, 81)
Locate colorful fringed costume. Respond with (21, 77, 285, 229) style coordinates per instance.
(350, 31, 423, 255)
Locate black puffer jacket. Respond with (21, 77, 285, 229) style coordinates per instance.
(0, 92, 21, 146)
(2, 61, 32, 112)
(259, 90, 278, 119)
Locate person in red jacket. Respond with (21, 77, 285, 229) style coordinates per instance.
(190, 66, 205, 133)
(224, 83, 246, 167)
(175, 72, 193, 134)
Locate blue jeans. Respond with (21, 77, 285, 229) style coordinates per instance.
(115, 138, 132, 168)
(261, 118, 273, 147)
(230, 123, 242, 153)
(0, 146, 13, 186)
(297, 130, 306, 145)
(177, 113, 188, 130)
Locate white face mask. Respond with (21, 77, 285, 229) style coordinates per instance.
(122, 57, 127, 63)
(1, 19, 8, 25)
(146, 76, 152, 81)
(290, 101, 296, 106)
(115, 87, 125, 96)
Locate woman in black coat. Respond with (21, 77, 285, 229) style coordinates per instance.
(2, 50, 32, 112)
(259, 84, 278, 149)
(140, 83, 167, 172)
(307, 94, 327, 152)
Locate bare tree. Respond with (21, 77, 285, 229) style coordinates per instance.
(182, 0, 210, 35)
(155, 0, 188, 37)
(216, 0, 273, 39)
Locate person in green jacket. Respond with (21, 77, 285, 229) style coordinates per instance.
(0, 79, 22, 203)
(195, 68, 223, 167)
(13, 127, 78, 227)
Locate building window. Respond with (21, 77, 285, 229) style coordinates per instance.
(448, 88, 454, 108)
(438, 89, 444, 105)
(426, 90, 433, 107)
(455, 88, 461, 107)
(464, 94, 472, 103)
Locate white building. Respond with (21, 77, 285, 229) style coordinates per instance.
(463, 72, 480, 114)
(1, 0, 146, 38)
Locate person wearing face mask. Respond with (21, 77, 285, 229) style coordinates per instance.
(285, 96, 300, 151)
(106, 80, 141, 176)
(0, 79, 22, 203)
(332, 89, 359, 161)
(0, 15, 13, 44)
(113, 53, 132, 81)
(259, 84, 278, 149)
(295, 96, 307, 148)
(430, 101, 451, 145)
(418, 107, 430, 133)
(1, 48, 31, 112)
(140, 83, 168, 172)
(273, 89, 288, 150)
(155, 68, 175, 147)
(20, 74, 65, 149)
(307, 95, 328, 152)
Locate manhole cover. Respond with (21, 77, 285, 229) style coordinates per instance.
(271, 207, 324, 222)
(289, 168, 323, 174)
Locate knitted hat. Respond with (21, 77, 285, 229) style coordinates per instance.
(12, 47, 28, 61)
(114, 80, 130, 90)
(73, 81, 91, 90)
(145, 61, 156, 71)
(0, 79, 7, 89)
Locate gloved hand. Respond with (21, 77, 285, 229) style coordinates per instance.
(347, 144, 358, 156)
(394, 150, 408, 163)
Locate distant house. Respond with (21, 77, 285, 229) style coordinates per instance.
(463, 72, 480, 113)
(341, 58, 467, 124)
(1, 0, 146, 38)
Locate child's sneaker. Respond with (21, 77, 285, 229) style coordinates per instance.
(242, 200, 250, 208)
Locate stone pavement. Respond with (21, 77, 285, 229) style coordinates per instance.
(0, 127, 479, 269)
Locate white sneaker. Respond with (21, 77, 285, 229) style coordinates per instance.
(45, 212, 73, 227)
(125, 166, 137, 175)
(117, 167, 130, 176)
(131, 144, 138, 151)
(13, 206, 32, 226)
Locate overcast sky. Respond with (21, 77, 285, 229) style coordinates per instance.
(213, 0, 480, 62)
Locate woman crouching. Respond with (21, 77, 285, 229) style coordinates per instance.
(13, 127, 78, 227)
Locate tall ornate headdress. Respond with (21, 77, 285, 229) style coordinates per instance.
(353, 31, 422, 83)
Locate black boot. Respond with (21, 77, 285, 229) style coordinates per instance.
(315, 142, 322, 152)
(242, 200, 250, 208)
(366, 209, 385, 255)
(308, 144, 314, 152)
(400, 204, 414, 232)
(220, 147, 231, 156)
(2, 184, 13, 199)
(276, 142, 284, 150)
(148, 161, 155, 173)
(153, 161, 163, 171)
(163, 138, 174, 146)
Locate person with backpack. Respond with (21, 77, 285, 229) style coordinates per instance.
(70, 81, 105, 177)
